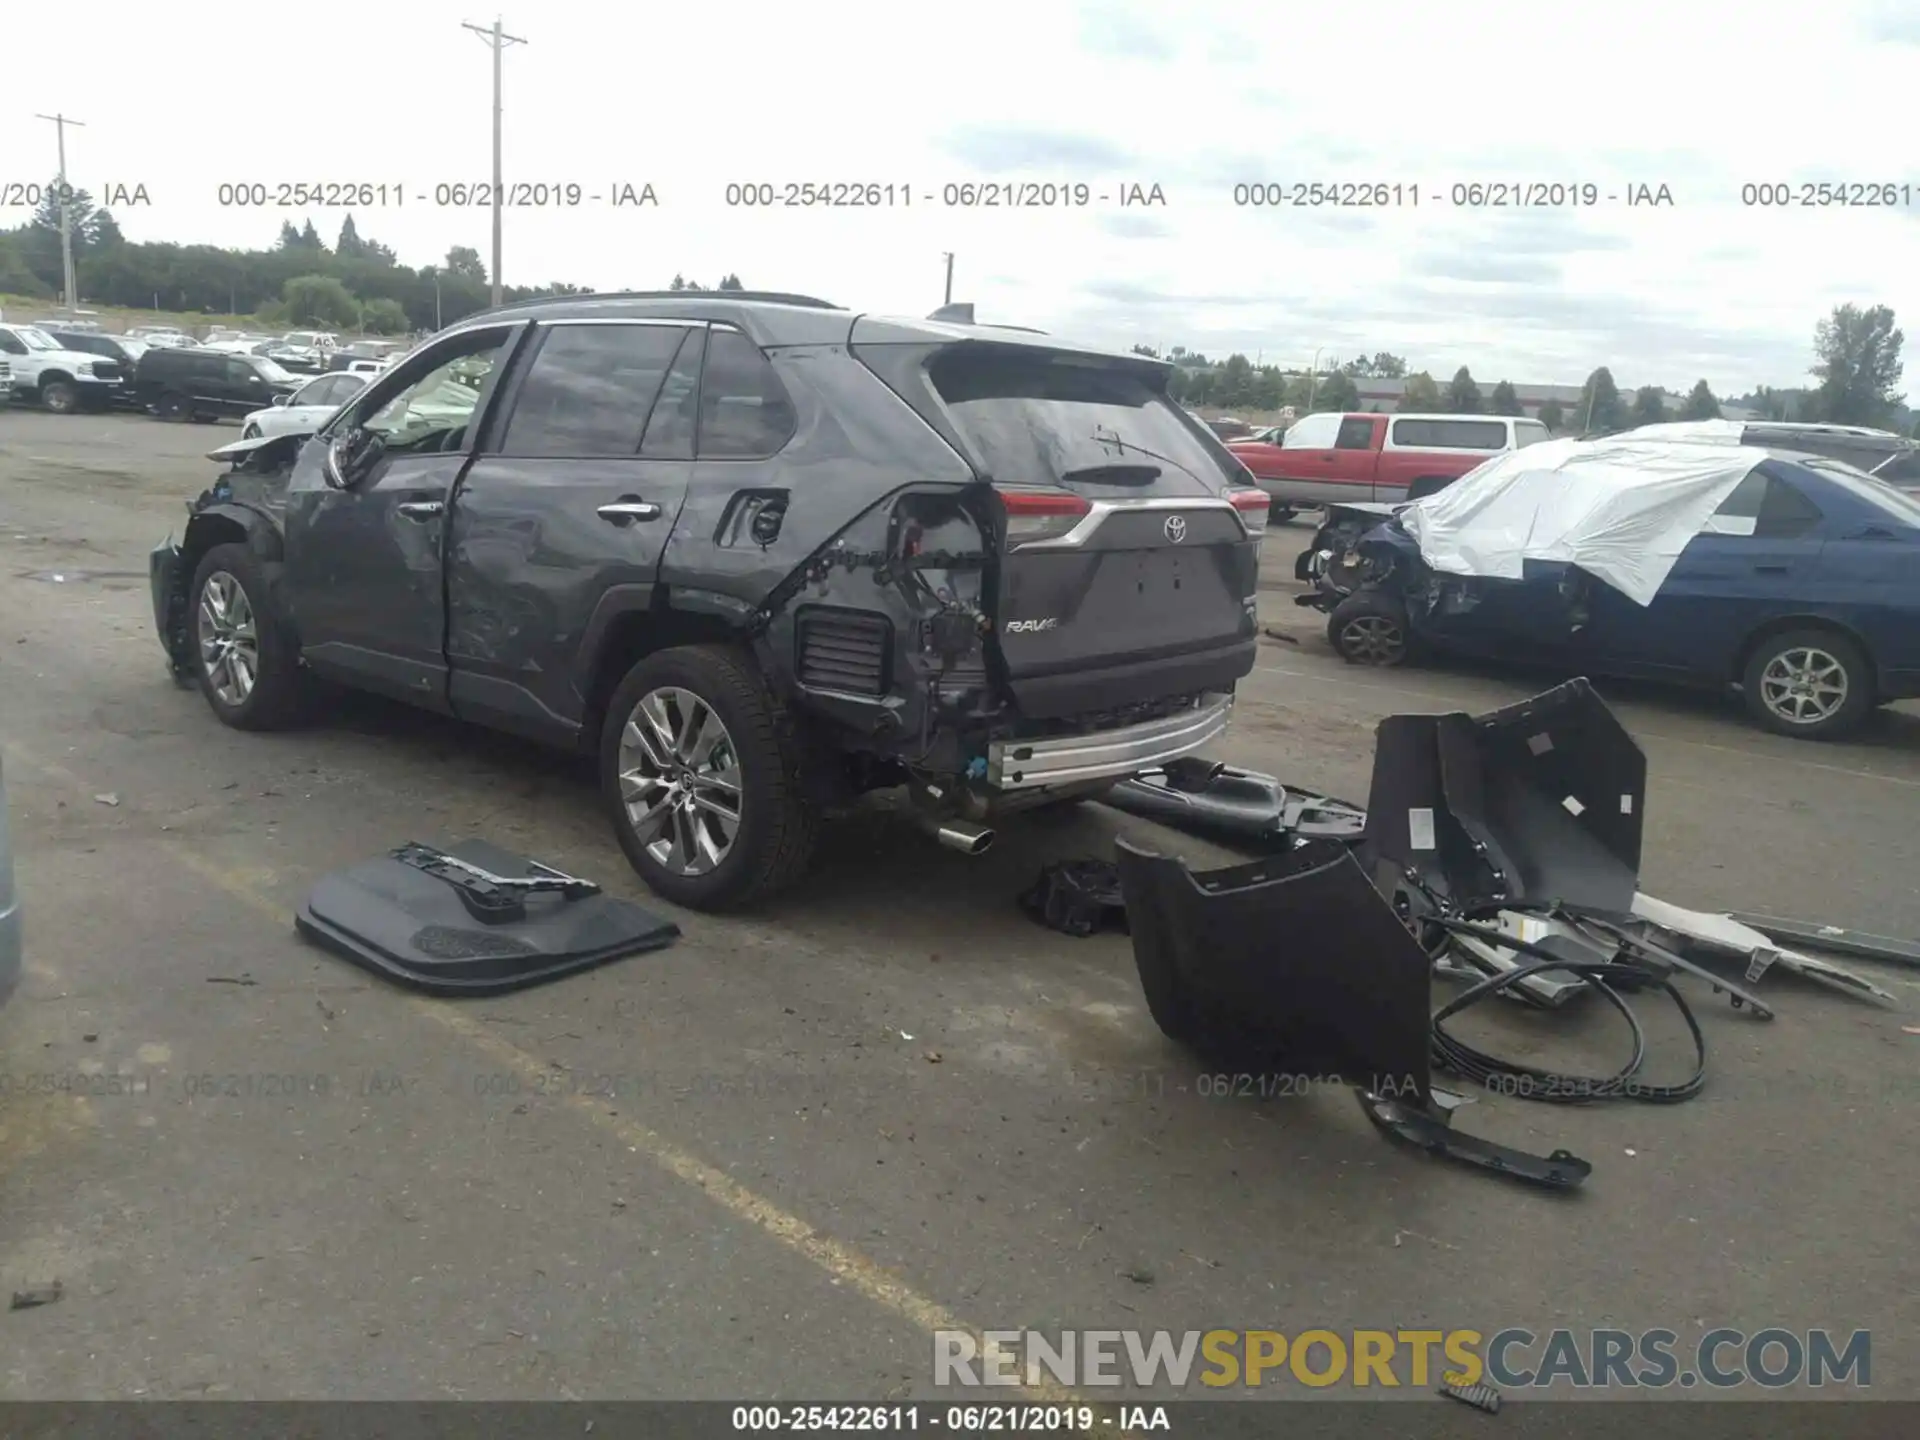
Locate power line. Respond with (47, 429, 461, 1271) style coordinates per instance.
(34, 112, 86, 312)
(462, 17, 527, 308)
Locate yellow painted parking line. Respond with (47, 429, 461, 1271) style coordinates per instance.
(4, 741, 1124, 1426)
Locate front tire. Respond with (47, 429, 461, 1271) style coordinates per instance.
(601, 644, 820, 911)
(1741, 628, 1872, 740)
(187, 543, 310, 730)
(241, 423, 261, 440)
(1328, 589, 1414, 666)
(39, 379, 80, 414)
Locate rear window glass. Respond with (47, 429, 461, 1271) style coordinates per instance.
(929, 349, 1236, 488)
(1391, 418, 1511, 449)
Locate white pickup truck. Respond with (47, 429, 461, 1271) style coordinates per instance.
(0, 322, 128, 412)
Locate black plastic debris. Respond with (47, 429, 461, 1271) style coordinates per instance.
(1365, 678, 1646, 915)
(1105, 757, 1367, 850)
(1021, 859, 1127, 938)
(295, 840, 679, 996)
(1113, 836, 1591, 1190)
(1439, 1378, 1503, 1413)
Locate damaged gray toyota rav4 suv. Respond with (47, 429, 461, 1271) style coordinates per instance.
(149, 292, 1270, 909)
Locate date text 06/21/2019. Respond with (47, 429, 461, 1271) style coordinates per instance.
(1229, 181, 1677, 208)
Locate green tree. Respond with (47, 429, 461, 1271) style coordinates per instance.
(1578, 367, 1626, 432)
(1630, 386, 1668, 425)
(337, 214, 366, 258)
(277, 221, 303, 250)
(1489, 380, 1522, 416)
(1678, 379, 1720, 421)
(360, 297, 409, 334)
(299, 219, 327, 252)
(1370, 352, 1407, 379)
(1537, 398, 1566, 433)
(90, 210, 125, 248)
(717, 273, 744, 291)
(1314, 369, 1360, 411)
(1400, 371, 1442, 411)
(445, 245, 488, 282)
(29, 177, 101, 247)
(281, 273, 361, 328)
(1809, 303, 1905, 426)
(1446, 366, 1483, 413)
(1130, 344, 1160, 358)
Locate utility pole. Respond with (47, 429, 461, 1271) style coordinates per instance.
(462, 16, 526, 307)
(942, 252, 954, 305)
(34, 112, 86, 313)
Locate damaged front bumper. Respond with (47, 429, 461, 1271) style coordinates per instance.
(987, 693, 1233, 790)
(149, 537, 192, 679)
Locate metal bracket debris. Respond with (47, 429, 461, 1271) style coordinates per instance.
(1358, 1089, 1592, 1190)
(1630, 894, 1899, 1008)
(1727, 913, 1920, 971)
(390, 842, 599, 924)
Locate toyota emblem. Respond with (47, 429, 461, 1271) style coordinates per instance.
(1163, 514, 1188, 544)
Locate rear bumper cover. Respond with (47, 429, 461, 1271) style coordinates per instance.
(987, 693, 1232, 790)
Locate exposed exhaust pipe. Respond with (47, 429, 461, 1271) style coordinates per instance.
(921, 816, 995, 855)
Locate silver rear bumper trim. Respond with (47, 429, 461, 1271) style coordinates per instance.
(986, 694, 1233, 790)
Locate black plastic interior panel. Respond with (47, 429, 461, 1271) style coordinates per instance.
(294, 839, 680, 996)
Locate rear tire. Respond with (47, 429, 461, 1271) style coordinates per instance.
(187, 543, 311, 730)
(1740, 628, 1872, 740)
(1328, 589, 1414, 666)
(602, 644, 820, 911)
(1268, 502, 1296, 525)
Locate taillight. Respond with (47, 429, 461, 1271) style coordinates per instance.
(995, 487, 1093, 546)
(1227, 486, 1270, 536)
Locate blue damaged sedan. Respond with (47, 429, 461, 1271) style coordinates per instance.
(1303, 444, 1920, 741)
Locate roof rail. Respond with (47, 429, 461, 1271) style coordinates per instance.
(484, 289, 843, 313)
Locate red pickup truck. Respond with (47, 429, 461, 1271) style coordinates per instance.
(1229, 411, 1550, 517)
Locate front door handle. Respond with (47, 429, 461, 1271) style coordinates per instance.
(598, 501, 662, 524)
(396, 500, 445, 520)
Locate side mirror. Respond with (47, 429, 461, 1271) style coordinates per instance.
(271, 393, 291, 407)
(323, 430, 385, 490)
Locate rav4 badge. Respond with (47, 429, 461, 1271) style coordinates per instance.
(1004, 618, 1060, 633)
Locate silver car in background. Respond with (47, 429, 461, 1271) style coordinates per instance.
(240, 369, 371, 439)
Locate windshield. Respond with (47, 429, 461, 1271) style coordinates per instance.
(18, 328, 60, 351)
(928, 350, 1236, 492)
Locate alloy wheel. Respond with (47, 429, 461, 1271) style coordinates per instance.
(616, 686, 744, 877)
(196, 571, 259, 706)
(1759, 646, 1848, 726)
(1341, 614, 1406, 665)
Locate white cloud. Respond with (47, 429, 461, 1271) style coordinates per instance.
(4, 0, 1914, 395)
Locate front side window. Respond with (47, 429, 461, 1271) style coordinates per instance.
(697, 329, 797, 459)
(226, 358, 260, 385)
(497, 323, 687, 457)
(351, 328, 513, 452)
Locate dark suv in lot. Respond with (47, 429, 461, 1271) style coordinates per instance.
(149, 292, 1270, 909)
(135, 346, 301, 420)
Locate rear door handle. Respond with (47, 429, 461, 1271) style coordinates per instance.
(396, 501, 444, 520)
(598, 501, 662, 523)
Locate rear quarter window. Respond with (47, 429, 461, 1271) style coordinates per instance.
(1391, 418, 1511, 450)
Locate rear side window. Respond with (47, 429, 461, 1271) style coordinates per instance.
(499, 323, 687, 457)
(1334, 417, 1376, 449)
(641, 328, 706, 460)
(929, 348, 1234, 486)
(698, 329, 797, 459)
(1391, 418, 1512, 449)
(1711, 469, 1824, 538)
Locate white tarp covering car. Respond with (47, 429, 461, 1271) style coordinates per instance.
(1397, 437, 1767, 606)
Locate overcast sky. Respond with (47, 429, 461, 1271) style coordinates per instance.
(7, 0, 1917, 394)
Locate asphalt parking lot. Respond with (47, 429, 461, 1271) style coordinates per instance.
(1, 409, 1917, 1402)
